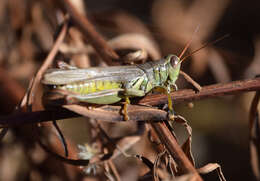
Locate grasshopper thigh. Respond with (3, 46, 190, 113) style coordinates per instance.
(124, 88, 146, 97)
(67, 88, 124, 104)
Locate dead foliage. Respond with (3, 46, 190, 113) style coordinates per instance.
(0, 0, 260, 180)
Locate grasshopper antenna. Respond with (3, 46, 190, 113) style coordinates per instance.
(179, 34, 230, 64)
(178, 25, 200, 59)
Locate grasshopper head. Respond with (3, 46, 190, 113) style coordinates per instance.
(165, 54, 181, 84)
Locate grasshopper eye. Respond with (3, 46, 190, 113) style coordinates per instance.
(170, 55, 180, 68)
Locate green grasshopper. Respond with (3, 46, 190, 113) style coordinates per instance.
(42, 24, 228, 120)
(43, 28, 228, 120)
(42, 51, 201, 121)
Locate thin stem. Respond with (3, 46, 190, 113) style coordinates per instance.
(151, 121, 202, 180)
(1, 77, 260, 125)
(180, 70, 202, 91)
(140, 77, 260, 106)
(59, 0, 119, 65)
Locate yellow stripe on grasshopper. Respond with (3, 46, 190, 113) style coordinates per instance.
(60, 80, 122, 94)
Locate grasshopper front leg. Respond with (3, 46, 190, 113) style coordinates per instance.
(163, 85, 176, 121)
(153, 85, 176, 121)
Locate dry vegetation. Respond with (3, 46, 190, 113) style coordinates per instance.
(0, 0, 260, 180)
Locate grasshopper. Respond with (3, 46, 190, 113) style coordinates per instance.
(43, 28, 229, 120)
(43, 27, 231, 121)
(42, 51, 201, 121)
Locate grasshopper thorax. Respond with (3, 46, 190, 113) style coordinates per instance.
(165, 54, 181, 85)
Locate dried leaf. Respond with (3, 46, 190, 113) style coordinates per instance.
(174, 173, 196, 181)
(197, 163, 226, 181)
(122, 49, 148, 64)
(175, 115, 195, 166)
(249, 91, 260, 179)
(112, 136, 141, 159)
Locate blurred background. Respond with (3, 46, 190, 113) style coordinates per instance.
(0, 0, 260, 180)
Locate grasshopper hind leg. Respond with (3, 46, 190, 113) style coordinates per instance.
(123, 96, 130, 121)
(122, 89, 145, 121)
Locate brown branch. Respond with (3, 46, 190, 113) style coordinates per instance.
(21, 20, 68, 109)
(1, 77, 259, 180)
(151, 122, 202, 180)
(1, 77, 260, 126)
(140, 77, 260, 106)
(59, 0, 119, 65)
(0, 109, 78, 127)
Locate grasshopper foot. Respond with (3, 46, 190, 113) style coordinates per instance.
(167, 110, 175, 121)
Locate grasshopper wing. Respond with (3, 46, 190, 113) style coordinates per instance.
(42, 65, 145, 85)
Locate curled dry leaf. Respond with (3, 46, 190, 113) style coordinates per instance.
(108, 33, 161, 61)
(174, 115, 195, 166)
(174, 173, 197, 181)
(61, 33, 161, 62)
(122, 49, 148, 64)
(92, 10, 160, 62)
(153, 151, 170, 181)
(249, 91, 260, 180)
(92, 10, 154, 38)
(197, 163, 226, 181)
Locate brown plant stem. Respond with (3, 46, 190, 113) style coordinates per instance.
(1, 77, 260, 126)
(140, 77, 260, 106)
(0, 109, 78, 127)
(151, 121, 202, 180)
(22, 20, 68, 110)
(59, 0, 119, 65)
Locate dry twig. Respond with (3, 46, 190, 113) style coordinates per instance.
(59, 0, 119, 65)
(1, 77, 260, 126)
